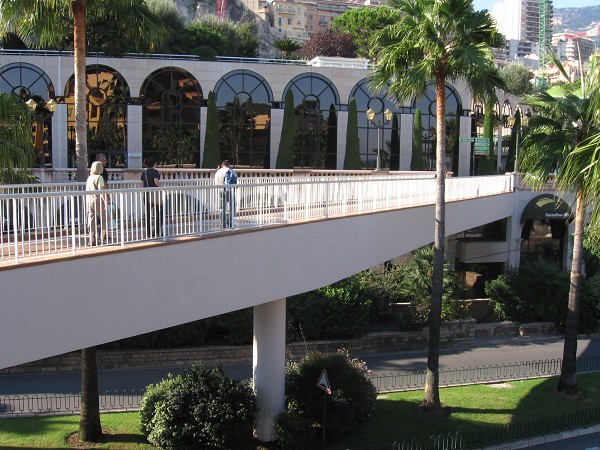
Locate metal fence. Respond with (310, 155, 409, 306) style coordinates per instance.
(0, 174, 513, 265)
(1, 356, 598, 418)
(393, 406, 600, 450)
(371, 355, 600, 392)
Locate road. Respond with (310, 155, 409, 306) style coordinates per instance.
(1, 334, 599, 395)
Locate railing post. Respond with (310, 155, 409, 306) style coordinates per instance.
(119, 192, 125, 248)
(11, 198, 19, 263)
(70, 195, 76, 255)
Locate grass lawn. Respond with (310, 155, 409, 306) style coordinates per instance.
(0, 374, 599, 449)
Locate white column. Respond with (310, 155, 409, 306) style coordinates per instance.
(399, 113, 413, 171)
(458, 116, 473, 176)
(253, 298, 286, 442)
(52, 103, 68, 168)
(127, 105, 143, 169)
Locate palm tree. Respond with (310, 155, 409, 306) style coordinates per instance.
(519, 55, 600, 397)
(370, 0, 503, 415)
(1, 1, 164, 441)
(0, 93, 35, 184)
(0, 0, 164, 182)
(273, 38, 302, 59)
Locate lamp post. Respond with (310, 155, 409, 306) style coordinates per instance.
(366, 107, 393, 170)
(507, 110, 530, 174)
(26, 98, 57, 168)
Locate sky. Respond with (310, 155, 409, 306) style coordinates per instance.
(473, 0, 600, 11)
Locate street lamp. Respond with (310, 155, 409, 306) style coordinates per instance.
(507, 110, 530, 174)
(366, 107, 393, 170)
(26, 98, 57, 168)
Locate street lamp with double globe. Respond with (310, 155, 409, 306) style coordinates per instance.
(366, 107, 393, 170)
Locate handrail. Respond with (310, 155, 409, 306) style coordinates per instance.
(0, 175, 513, 265)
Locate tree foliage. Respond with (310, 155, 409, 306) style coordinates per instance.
(520, 55, 600, 395)
(202, 91, 221, 168)
(499, 63, 535, 96)
(344, 97, 362, 169)
(181, 17, 259, 58)
(411, 109, 425, 170)
(273, 38, 302, 59)
(276, 90, 296, 168)
(301, 29, 357, 60)
(331, 7, 399, 60)
(0, 93, 36, 184)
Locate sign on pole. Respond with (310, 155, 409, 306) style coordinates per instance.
(317, 369, 331, 395)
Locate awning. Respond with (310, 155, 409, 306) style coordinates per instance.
(520, 194, 573, 224)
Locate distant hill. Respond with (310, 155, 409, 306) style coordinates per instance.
(553, 5, 600, 33)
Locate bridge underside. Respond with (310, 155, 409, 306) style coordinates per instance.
(0, 192, 515, 370)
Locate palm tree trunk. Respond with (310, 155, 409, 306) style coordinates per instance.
(73, 0, 89, 182)
(80, 347, 102, 441)
(422, 70, 448, 416)
(557, 189, 585, 396)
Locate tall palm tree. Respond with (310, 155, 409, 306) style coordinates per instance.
(520, 55, 600, 397)
(0, 0, 164, 181)
(1, 1, 164, 441)
(0, 93, 36, 184)
(370, 0, 503, 415)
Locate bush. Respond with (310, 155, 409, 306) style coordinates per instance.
(287, 278, 371, 340)
(140, 365, 256, 450)
(485, 259, 600, 332)
(277, 350, 377, 447)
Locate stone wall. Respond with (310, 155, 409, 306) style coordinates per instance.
(1, 320, 563, 375)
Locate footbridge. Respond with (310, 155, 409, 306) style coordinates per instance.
(0, 173, 516, 439)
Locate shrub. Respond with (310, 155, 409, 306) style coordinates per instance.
(277, 350, 377, 446)
(140, 365, 256, 450)
(485, 259, 600, 332)
(287, 278, 371, 340)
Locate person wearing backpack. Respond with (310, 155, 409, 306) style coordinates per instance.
(141, 157, 162, 237)
(214, 160, 237, 228)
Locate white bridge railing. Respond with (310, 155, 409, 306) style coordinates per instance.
(0, 174, 514, 265)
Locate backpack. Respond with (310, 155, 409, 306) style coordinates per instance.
(225, 169, 237, 185)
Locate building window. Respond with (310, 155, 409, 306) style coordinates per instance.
(297, 18, 301, 25)
(278, 17, 282, 26)
(141, 67, 202, 167)
(282, 73, 340, 169)
(287, 17, 291, 25)
(214, 70, 273, 168)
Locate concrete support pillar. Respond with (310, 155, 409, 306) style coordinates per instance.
(253, 298, 286, 442)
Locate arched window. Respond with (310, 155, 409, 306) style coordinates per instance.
(283, 73, 340, 169)
(0, 63, 55, 167)
(349, 78, 409, 170)
(413, 84, 462, 171)
(65, 65, 129, 168)
(214, 70, 273, 168)
(140, 67, 202, 167)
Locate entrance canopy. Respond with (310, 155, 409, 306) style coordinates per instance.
(520, 194, 573, 224)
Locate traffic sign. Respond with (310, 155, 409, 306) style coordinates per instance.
(317, 369, 331, 395)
